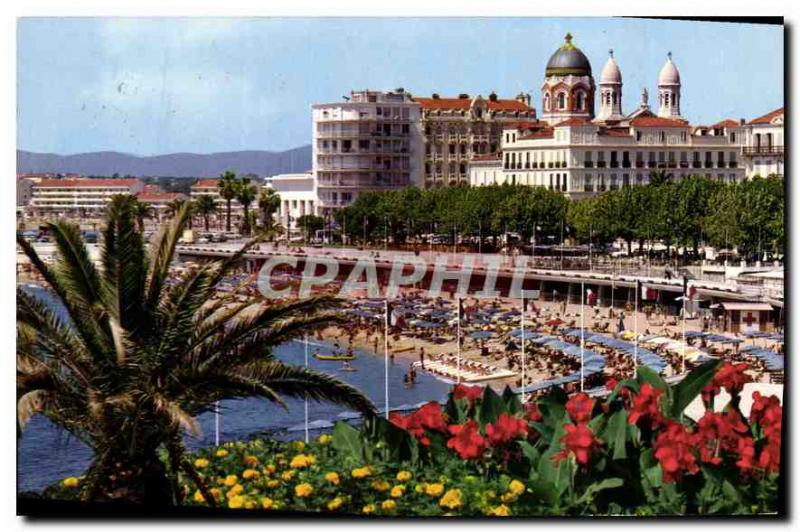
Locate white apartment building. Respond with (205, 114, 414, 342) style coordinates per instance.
(312, 89, 423, 216)
(30, 178, 144, 215)
(263, 172, 317, 235)
(469, 35, 783, 196)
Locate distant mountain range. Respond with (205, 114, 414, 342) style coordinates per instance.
(17, 146, 312, 178)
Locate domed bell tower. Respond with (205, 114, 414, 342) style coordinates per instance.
(541, 33, 595, 123)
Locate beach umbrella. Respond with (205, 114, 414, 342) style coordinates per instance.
(546, 318, 564, 327)
(470, 330, 493, 339)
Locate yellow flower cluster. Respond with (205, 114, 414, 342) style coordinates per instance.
(371, 479, 391, 492)
(362, 503, 376, 515)
(223, 474, 238, 487)
(318, 434, 332, 445)
(193, 458, 209, 469)
(261, 497, 274, 510)
(327, 497, 344, 511)
(243, 455, 259, 467)
(439, 489, 463, 510)
(390, 485, 406, 498)
(294, 482, 314, 498)
(487, 504, 511, 516)
(381, 499, 397, 512)
(424, 483, 445, 497)
(62, 477, 80, 488)
(228, 495, 245, 509)
(351, 466, 373, 479)
(289, 454, 316, 469)
(242, 469, 259, 480)
(396, 470, 412, 482)
(216, 449, 229, 458)
(282, 470, 296, 481)
(508, 479, 525, 496)
(325, 472, 340, 485)
(291, 441, 305, 451)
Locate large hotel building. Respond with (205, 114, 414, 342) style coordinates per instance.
(470, 34, 784, 197)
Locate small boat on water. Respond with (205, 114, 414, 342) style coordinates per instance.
(314, 353, 356, 361)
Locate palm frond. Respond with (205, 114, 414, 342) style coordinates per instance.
(18, 389, 50, 432)
(144, 202, 191, 310)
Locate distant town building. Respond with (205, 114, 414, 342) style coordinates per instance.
(415, 92, 536, 188)
(17, 177, 35, 207)
(312, 89, 423, 215)
(29, 178, 144, 216)
(263, 172, 316, 236)
(189, 178, 244, 221)
(136, 191, 186, 219)
(468, 35, 783, 196)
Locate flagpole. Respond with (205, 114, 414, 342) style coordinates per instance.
(214, 401, 220, 446)
(634, 280, 639, 379)
(521, 297, 526, 403)
(580, 281, 585, 392)
(385, 299, 389, 419)
(304, 332, 309, 443)
(681, 281, 688, 375)
(457, 297, 462, 385)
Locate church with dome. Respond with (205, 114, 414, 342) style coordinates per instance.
(469, 33, 784, 196)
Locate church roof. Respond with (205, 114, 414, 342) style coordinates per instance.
(545, 33, 592, 77)
(749, 107, 784, 125)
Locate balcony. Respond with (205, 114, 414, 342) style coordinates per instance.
(635, 161, 645, 168)
(596, 161, 607, 168)
(729, 162, 738, 168)
(679, 161, 689, 168)
(743, 146, 784, 156)
(692, 161, 702, 169)
(584, 161, 594, 168)
(622, 161, 631, 168)
(610, 161, 619, 168)
(704, 161, 713, 168)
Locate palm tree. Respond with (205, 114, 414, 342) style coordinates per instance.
(258, 188, 281, 230)
(236, 177, 258, 235)
(217, 171, 239, 233)
(194, 194, 218, 232)
(133, 199, 155, 232)
(165, 198, 195, 229)
(17, 201, 374, 506)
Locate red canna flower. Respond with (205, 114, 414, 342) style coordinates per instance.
(605, 378, 618, 392)
(735, 436, 757, 473)
(695, 410, 748, 465)
(552, 423, 600, 465)
(750, 391, 781, 425)
(390, 401, 447, 446)
(447, 420, 486, 460)
(653, 421, 699, 483)
(484, 413, 528, 446)
(712, 362, 752, 396)
(757, 442, 781, 473)
(565, 392, 594, 423)
(525, 401, 542, 422)
(627, 383, 664, 429)
(452, 384, 483, 405)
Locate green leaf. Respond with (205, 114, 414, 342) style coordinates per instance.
(478, 385, 506, 427)
(603, 409, 628, 460)
(670, 359, 722, 418)
(444, 396, 469, 425)
(331, 421, 363, 461)
(502, 385, 523, 415)
(575, 477, 624, 506)
(636, 366, 669, 392)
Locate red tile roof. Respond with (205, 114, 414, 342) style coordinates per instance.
(137, 192, 183, 202)
(36, 178, 139, 188)
(710, 119, 739, 129)
(520, 129, 554, 140)
(415, 96, 532, 112)
(554, 118, 592, 127)
(749, 108, 783, 125)
(192, 179, 220, 188)
(505, 120, 541, 131)
(630, 115, 689, 128)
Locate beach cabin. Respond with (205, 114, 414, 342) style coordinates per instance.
(717, 302, 775, 334)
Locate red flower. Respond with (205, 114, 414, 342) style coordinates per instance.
(415, 401, 448, 433)
(627, 383, 664, 429)
(653, 421, 699, 483)
(447, 420, 486, 460)
(695, 410, 748, 465)
(484, 413, 528, 446)
(713, 362, 752, 396)
(565, 392, 594, 423)
(758, 442, 781, 473)
(605, 378, 618, 392)
(552, 423, 600, 465)
(735, 436, 757, 473)
(452, 384, 483, 405)
(390, 401, 447, 446)
(525, 401, 542, 422)
(750, 391, 781, 425)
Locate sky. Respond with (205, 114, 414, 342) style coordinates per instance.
(17, 17, 783, 156)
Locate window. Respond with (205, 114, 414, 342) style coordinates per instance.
(636, 131, 642, 141)
(659, 131, 666, 142)
(544, 94, 550, 111)
(557, 93, 566, 110)
(576, 92, 585, 110)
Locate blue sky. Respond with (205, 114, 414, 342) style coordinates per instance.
(17, 17, 783, 155)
